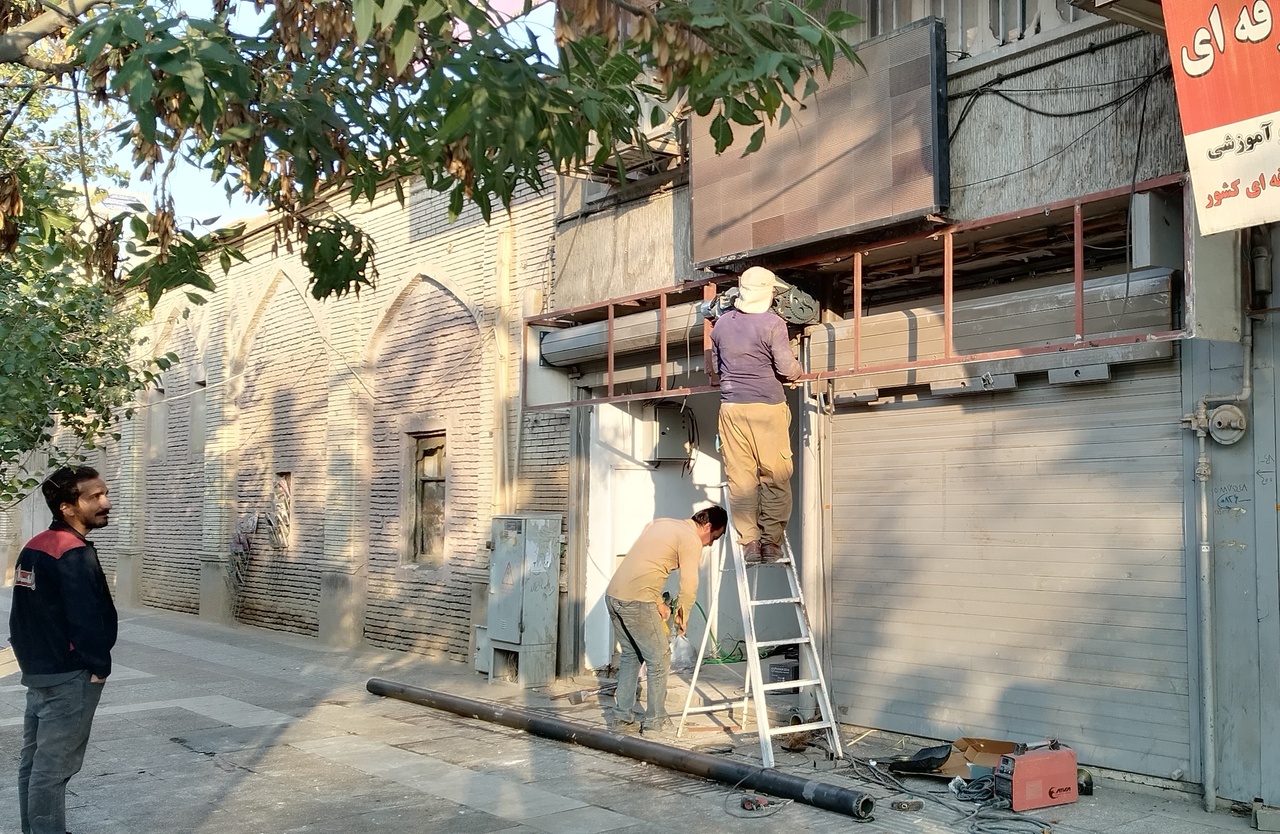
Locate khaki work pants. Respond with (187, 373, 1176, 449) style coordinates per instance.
(718, 401, 793, 546)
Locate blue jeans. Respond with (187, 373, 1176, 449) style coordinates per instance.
(607, 596, 670, 729)
(19, 671, 104, 834)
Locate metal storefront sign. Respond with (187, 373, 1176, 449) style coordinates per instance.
(1167, 0, 1280, 234)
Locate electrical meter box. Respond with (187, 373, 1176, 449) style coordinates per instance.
(637, 403, 694, 462)
(486, 514, 563, 687)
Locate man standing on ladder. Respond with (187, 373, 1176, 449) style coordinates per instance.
(606, 506, 727, 736)
(709, 266, 804, 564)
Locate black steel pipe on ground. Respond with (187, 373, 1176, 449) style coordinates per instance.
(366, 678, 875, 820)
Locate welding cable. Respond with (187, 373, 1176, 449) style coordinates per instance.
(721, 791, 794, 819)
(952, 774, 997, 802)
(836, 756, 1058, 834)
(965, 810, 1058, 834)
(717, 772, 803, 821)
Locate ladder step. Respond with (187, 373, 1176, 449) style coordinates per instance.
(751, 596, 802, 607)
(761, 677, 822, 693)
(756, 637, 811, 650)
(769, 720, 837, 737)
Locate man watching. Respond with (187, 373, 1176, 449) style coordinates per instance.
(10, 466, 118, 834)
(605, 506, 727, 736)
(709, 266, 805, 563)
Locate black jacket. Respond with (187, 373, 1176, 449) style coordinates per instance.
(9, 521, 118, 682)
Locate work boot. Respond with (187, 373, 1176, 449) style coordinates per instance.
(610, 717, 641, 736)
(741, 541, 762, 564)
(642, 718, 677, 738)
(759, 540, 785, 563)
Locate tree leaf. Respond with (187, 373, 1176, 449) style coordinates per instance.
(353, 0, 377, 38)
(710, 112, 733, 153)
(825, 10, 862, 31)
(391, 26, 419, 74)
(379, 0, 408, 29)
(724, 97, 761, 126)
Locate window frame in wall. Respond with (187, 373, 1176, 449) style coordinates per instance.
(400, 422, 450, 569)
(188, 378, 207, 465)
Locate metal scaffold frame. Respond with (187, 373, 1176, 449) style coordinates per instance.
(524, 174, 1191, 411)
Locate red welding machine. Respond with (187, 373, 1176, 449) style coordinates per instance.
(993, 746, 1078, 811)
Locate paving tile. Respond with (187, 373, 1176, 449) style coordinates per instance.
(0, 598, 1252, 834)
(426, 769, 588, 819)
(297, 702, 437, 744)
(522, 805, 640, 834)
(169, 721, 335, 754)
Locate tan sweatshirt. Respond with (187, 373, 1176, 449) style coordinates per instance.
(605, 518, 702, 618)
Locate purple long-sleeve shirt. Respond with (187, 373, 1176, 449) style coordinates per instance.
(709, 310, 804, 404)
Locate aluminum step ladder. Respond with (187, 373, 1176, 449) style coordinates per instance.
(677, 487, 843, 767)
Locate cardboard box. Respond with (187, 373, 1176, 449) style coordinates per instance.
(935, 737, 1020, 779)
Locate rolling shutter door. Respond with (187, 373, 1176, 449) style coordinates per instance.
(827, 360, 1190, 778)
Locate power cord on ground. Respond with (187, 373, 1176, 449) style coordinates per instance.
(833, 754, 1056, 834)
(719, 772, 795, 819)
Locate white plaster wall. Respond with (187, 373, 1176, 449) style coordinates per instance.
(583, 391, 808, 669)
(583, 395, 736, 668)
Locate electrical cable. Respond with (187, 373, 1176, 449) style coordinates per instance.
(951, 65, 1166, 192)
(950, 62, 1167, 147)
(952, 774, 997, 802)
(718, 771, 797, 819)
(1120, 72, 1155, 319)
(978, 73, 1159, 94)
(689, 601, 746, 662)
(833, 755, 1059, 834)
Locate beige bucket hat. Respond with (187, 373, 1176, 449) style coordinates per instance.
(734, 266, 786, 314)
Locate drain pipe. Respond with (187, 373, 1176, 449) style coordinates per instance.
(366, 678, 876, 820)
(1182, 306, 1254, 813)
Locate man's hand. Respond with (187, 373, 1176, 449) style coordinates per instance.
(657, 602, 671, 623)
(674, 607, 688, 635)
(89, 675, 106, 684)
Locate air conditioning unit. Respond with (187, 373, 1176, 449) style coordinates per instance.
(1069, 0, 1164, 33)
(584, 85, 686, 181)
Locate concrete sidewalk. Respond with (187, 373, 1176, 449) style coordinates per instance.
(0, 599, 1254, 834)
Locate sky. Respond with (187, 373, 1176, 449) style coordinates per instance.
(117, 1, 558, 230)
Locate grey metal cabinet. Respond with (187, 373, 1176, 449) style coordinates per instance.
(486, 514, 563, 687)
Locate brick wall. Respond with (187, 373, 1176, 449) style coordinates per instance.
(92, 179, 568, 658)
(228, 278, 328, 633)
(133, 317, 199, 612)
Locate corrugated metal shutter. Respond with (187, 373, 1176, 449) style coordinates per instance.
(826, 360, 1190, 778)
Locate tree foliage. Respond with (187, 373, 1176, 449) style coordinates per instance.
(0, 0, 860, 500)
(0, 0, 860, 301)
(0, 63, 174, 503)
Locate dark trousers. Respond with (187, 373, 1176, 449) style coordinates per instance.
(19, 671, 104, 834)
